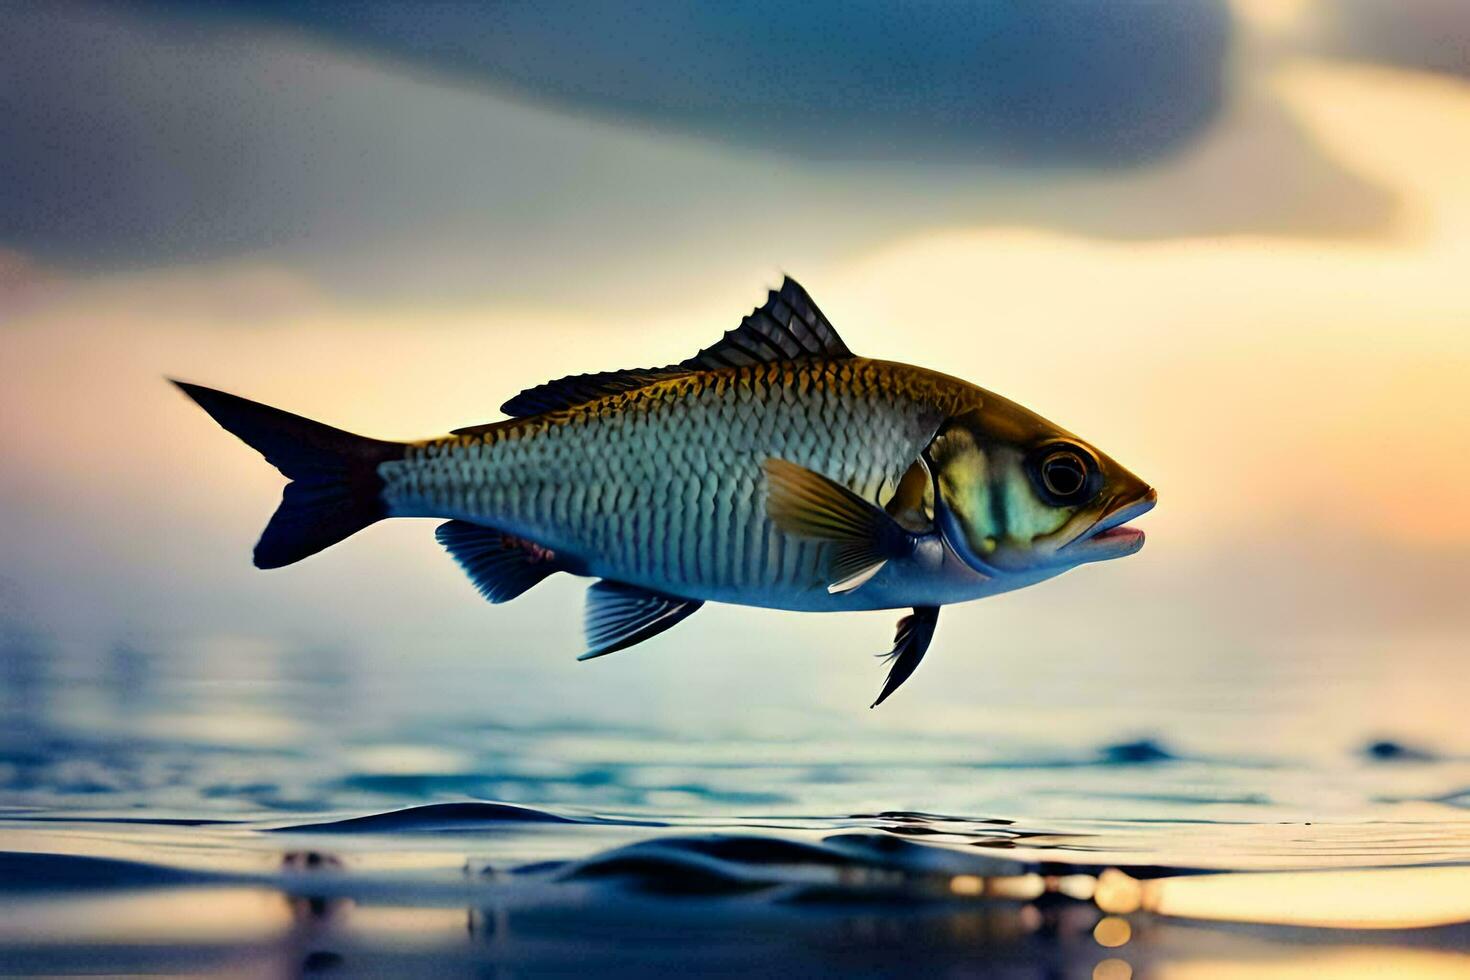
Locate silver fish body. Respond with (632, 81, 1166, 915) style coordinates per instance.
(380, 359, 988, 612)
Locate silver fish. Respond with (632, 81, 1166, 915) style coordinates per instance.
(176, 278, 1155, 704)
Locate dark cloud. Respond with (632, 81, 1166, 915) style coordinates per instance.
(0, 2, 1397, 302)
(171, 0, 1232, 167)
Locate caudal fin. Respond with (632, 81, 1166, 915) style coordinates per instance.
(172, 381, 404, 569)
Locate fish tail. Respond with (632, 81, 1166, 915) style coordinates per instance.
(171, 381, 405, 569)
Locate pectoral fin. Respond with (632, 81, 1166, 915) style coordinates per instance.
(871, 606, 940, 708)
(763, 458, 912, 593)
(580, 580, 703, 660)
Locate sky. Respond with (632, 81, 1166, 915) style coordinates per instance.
(2, 0, 1469, 739)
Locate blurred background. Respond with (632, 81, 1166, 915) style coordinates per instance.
(2, 0, 1470, 824)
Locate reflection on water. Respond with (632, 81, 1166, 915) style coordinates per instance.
(1147, 866, 1470, 930)
(1, 632, 1469, 974)
(1, 824, 1469, 978)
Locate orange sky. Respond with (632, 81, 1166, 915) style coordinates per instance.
(2, 16, 1469, 733)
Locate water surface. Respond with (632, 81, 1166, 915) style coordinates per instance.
(2, 630, 1469, 976)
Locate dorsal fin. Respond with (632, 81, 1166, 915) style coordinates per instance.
(491, 367, 690, 422)
(478, 277, 853, 423)
(679, 276, 852, 370)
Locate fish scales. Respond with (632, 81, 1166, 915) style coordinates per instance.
(380, 359, 965, 603)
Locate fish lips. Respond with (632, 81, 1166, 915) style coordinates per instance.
(1062, 487, 1157, 564)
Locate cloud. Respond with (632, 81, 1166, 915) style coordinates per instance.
(168, 0, 1233, 167)
(0, 2, 1400, 303)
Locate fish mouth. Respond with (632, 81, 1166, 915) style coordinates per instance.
(1063, 487, 1157, 562)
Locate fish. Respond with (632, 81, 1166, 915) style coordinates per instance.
(174, 277, 1155, 705)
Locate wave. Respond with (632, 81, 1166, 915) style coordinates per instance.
(274, 801, 665, 833)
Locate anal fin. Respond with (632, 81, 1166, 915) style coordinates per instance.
(763, 457, 912, 594)
(580, 581, 703, 660)
(872, 606, 940, 708)
(436, 520, 564, 603)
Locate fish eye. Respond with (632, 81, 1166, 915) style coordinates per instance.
(1028, 443, 1101, 506)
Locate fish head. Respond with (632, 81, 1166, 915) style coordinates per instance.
(927, 399, 1156, 577)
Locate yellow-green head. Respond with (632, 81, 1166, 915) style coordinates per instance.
(927, 396, 1156, 576)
